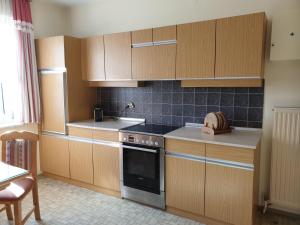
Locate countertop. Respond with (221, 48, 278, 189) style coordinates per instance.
(67, 118, 144, 132)
(164, 126, 262, 149)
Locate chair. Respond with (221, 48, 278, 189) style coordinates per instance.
(0, 131, 41, 225)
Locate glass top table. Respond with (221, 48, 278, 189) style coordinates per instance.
(0, 162, 29, 190)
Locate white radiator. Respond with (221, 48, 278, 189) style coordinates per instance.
(270, 107, 300, 214)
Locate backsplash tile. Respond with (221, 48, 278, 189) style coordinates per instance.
(97, 81, 264, 128)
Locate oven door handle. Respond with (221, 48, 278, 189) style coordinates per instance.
(121, 145, 158, 154)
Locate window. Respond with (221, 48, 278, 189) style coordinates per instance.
(0, 8, 22, 125)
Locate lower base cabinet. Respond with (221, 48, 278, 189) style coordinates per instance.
(166, 155, 205, 216)
(93, 144, 120, 192)
(205, 163, 254, 225)
(40, 134, 70, 178)
(69, 140, 93, 184)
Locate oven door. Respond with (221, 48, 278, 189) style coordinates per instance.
(122, 143, 160, 194)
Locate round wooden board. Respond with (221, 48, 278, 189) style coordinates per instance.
(204, 112, 218, 129)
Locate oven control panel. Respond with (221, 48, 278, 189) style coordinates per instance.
(119, 132, 164, 148)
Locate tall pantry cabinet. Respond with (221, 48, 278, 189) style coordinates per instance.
(35, 36, 96, 178)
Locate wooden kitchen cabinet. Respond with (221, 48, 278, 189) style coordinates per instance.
(165, 138, 205, 216)
(68, 126, 93, 139)
(69, 140, 93, 184)
(104, 32, 132, 80)
(153, 25, 176, 42)
(132, 26, 176, 80)
(132, 45, 176, 80)
(93, 144, 120, 192)
(215, 12, 266, 78)
(81, 35, 105, 81)
(35, 36, 65, 69)
(205, 144, 257, 225)
(40, 134, 70, 178)
(205, 164, 254, 225)
(132, 28, 152, 44)
(40, 72, 66, 134)
(93, 129, 119, 142)
(166, 155, 205, 216)
(176, 20, 216, 79)
(36, 36, 96, 124)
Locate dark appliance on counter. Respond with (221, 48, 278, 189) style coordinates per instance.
(119, 123, 178, 209)
(94, 105, 104, 122)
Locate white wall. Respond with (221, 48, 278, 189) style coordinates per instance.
(68, 0, 300, 37)
(31, 0, 70, 38)
(31, 0, 300, 204)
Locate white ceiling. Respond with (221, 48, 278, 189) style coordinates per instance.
(42, 0, 102, 6)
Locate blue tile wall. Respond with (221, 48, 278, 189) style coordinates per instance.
(97, 81, 264, 128)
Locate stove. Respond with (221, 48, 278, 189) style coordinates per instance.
(119, 123, 179, 209)
(120, 124, 178, 148)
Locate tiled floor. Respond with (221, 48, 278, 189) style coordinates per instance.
(0, 176, 202, 225)
(1, 176, 299, 225)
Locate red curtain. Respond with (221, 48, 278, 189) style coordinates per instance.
(12, 0, 40, 123)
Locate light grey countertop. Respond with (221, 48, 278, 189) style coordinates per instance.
(67, 118, 144, 132)
(164, 125, 262, 149)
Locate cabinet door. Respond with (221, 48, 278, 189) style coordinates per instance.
(93, 144, 120, 191)
(166, 155, 205, 216)
(104, 32, 131, 80)
(69, 140, 93, 184)
(40, 72, 66, 134)
(81, 36, 105, 81)
(205, 163, 254, 225)
(176, 20, 216, 79)
(132, 29, 152, 44)
(153, 25, 176, 42)
(132, 44, 176, 80)
(40, 134, 69, 178)
(35, 36, 65, 69)
(215, 12, 266, 78)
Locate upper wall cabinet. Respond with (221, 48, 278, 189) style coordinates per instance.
(153, 25, 176, 42)
(132, 26, 176, 80)
(215, 12, 266, 78)
(132, 28, 152, 44)
(104, 32, 132, 80)
(81, 36, 105, 81)
(176, 20, 216, 79)
(36, 36, 65, 69)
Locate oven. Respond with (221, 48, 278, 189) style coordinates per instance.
(119, 132, 165, 209)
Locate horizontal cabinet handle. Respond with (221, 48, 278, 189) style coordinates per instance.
(132, 42, 153, 48)
(166, 151, 205, 163)
(121, 145, 158, 153)
(132, 39, 177, 48)
(153, 39, 176, 46)
(42, 131, 68, 139)
(38, 68, 67, 73)
(206, 157, 254, 171)
(68, 136, 120, 148)
(166, 151, 254, 171)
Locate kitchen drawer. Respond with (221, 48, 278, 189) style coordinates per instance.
(206, 144, 254, 164)
(165, 138, 205, 157)
(68, 126, 93, 139)
(93, 130, 119, 142)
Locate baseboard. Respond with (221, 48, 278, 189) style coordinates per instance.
(166, 206, 230, 225)
(40, 173, 121, 198)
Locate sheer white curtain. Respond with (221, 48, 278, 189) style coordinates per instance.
(0, 0, 40, 124)
(0, 0, 22, 124)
